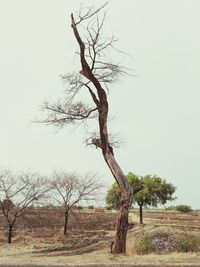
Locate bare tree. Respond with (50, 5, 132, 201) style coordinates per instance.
(0, 169, 48, 243)
(51, 172, 102, 235)
(39, 3, 144, 253)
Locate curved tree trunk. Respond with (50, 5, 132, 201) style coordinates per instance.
(104, 151, 133, 253)
(71, 14, 134, 254)
(114, 190, 133, 253)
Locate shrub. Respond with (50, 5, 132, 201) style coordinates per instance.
(88, 205, 94, 209)
(77, 205, 83, 209)
(148, 227, 171, 239)
(176, 205, 192, 213)
(176, 234, 200, 252)
(131, 226, 200, 255)
(135, 235, 155, 255)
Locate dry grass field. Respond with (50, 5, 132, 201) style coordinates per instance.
(0, 208, 200, 266)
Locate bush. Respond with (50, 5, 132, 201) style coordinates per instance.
(130, 226, 200, 255)
(176, 234, 200, 252)
(165, 205, 192, 212)
(88, 205, 94, 209)
(148, 227, 171, 239)
(135, 235, 155, 255)
(176, 205, 192, 213)
(77, 205, 83, 209)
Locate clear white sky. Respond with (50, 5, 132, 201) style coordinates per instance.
(0, 0, 200, 209)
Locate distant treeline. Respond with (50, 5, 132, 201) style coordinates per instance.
(165, 204, 193, 213)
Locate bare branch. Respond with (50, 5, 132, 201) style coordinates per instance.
(85, 132, 122, 154)
(75, 2, 109, 25)
(0, 169, 49, 243)
(133, 184, 145, 194)
(38, 1, 128, 130)
(38, 101, 98, 128)
(50, 171, 103, 234)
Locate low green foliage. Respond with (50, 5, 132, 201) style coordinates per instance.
(165, 204, 193, 213)
(132, 226, 200, 255)
(176, 234, 200, 252)
(148, 227, 171, 239)
(176, 205, 192, 213)
(135, 234, 155, 255)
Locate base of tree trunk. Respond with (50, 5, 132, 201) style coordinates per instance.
(113, 196, 132, 254)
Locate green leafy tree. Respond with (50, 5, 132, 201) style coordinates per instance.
(106, 172, 176, 224)
(176, 205, 192, 213)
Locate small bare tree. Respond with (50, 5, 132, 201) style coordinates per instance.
(39, 3, 144, 253)
(0, 169, 48, 243)
(51, 172, 102, 235)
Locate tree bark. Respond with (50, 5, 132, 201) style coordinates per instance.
(71, 13, 134, 254)
(64, 210, 69, 235)
(103, 152, 133, 254)
(8, 224, 13, 244)
(139, 204, 143, 224)
(114, 190, 133, 253)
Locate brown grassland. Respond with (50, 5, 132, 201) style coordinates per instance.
(0, 208, 200, 266)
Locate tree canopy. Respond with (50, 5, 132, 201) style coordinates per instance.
(106, 172, 176, 223)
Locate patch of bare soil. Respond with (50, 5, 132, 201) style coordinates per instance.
(1, 210, 200, 266)
(33, 230, 112, 256)
(140, 211, 200, 231)
(0, 208, 118, 256)
(21, 209, 117, 232)
(1, 208, 200, 258)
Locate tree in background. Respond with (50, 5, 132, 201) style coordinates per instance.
(39, 3, 144, 253)
(165, 204, 193, 213)
(106, 173, 140, 210)
(51, 172, 102, 235)
(0, 169, 48, 243)
(106, 172, 176, 224)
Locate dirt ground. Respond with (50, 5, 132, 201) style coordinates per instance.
(0, 208, 200, 266)
(0, 208, 118, 254)
(139, 210, 200, 231)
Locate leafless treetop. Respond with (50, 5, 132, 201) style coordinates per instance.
(39, 2, 128, 132)
(51, 171, 103, 208)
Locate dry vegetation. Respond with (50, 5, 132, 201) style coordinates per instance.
(0, 208, 200, 266)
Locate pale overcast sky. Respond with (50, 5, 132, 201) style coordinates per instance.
(0, 0, 200, 209)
